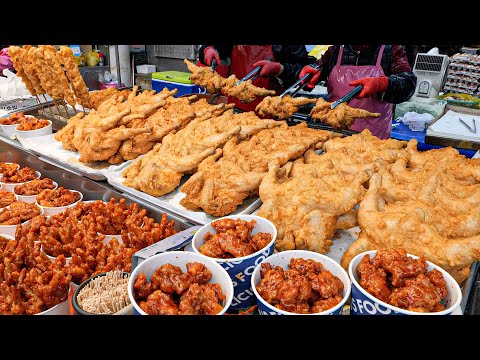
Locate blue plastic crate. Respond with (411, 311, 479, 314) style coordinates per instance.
(152, 78, 205, 97)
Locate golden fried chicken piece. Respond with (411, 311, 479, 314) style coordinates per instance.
(184, 59, 223, 94)
(89, 88, 132, 110)
(123, 110, 282, 197)
(310, 98, 381, 129)
(221, 75, 276, 103)
(57, 46, 91, 108)
(0, 162, 19, 177)
(258, 157, 369, 253)
(42, 45, 76, 108)
(342, 173, 480, 284)
(8, 46, 39, 96)
(255, 95, 317, 119)
(33, 46, 66, 102)
(36, 187, 81, 207)
(2, 167, 37, 184)
(180, 123, 338, 216)
(54, 112, 85, 151)
(23, 46, 47, 95)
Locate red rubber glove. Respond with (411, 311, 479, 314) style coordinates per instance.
(349, 76, 389, 98)
(298, 65, 321, 91)
(203, 46, 221, 66)
(253, 60, 283, 77)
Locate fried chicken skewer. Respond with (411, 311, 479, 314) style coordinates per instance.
(58, 46, 92, 109)
(7, 46, 39, 97)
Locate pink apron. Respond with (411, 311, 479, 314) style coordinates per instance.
(327, 45, 393, 139)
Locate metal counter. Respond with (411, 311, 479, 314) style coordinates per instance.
(0, 140, 195, 231)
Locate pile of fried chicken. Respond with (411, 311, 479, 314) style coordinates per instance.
(133, 262, 226, 315)
(55, 86, 236, 164)
(184, 59, 275, 103)
(9, 45, 91, 109)
(122, 110, 281, 197)
(256, 128, 480, 285)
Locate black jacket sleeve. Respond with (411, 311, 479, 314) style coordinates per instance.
(272, 45, 313, 88)
(198, 45, 233, 65)
(382, 71, 417, 104)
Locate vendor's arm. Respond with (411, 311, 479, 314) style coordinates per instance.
(272, 45, 313, 87)
(198, 45, 233, 66)
(381, 45, 417, 104)
(350, 46, 417, 103)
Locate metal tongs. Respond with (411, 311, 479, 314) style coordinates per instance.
(330, 85, 364, 109)
(236, 65, 262, 85)
(279, 64, 321, 98)
(210, 58, 217, 73)
(459, 117, 477, 133)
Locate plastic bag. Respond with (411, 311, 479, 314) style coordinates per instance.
(308, 45, 332, 59)
(86, 50, 100, 66)
(0, 48, 13, 74)
(397, 111, 435, 131)
(0, 68, 30, 98)
(394, 99, 446, 121)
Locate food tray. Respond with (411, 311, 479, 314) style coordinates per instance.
(16, 134, 129, 181)
(104, 166, 262, 226)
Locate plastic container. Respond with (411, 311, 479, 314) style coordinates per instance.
(128, 251, 233, 315)
(15, 120, 52, 139)
(35, 300, 70, 315)
(36, 190, 83, 216)
(348, 250, 462, 315)
(191, 215, 276, 312)
(251, 250, 351, 315)
(72, 271, 132, 315)
(152, 71, 205, 97)
(0, 170, 41, 192)
(14, 180, 58, 204)
(394, 99, 447, 121)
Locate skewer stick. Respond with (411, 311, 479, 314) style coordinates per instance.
(35, 95, 44, 110)
(81, 105, 86, 113)
(53, 99, 62, 117)
(62, 103, 71, 117)
(41, 94, 55, 116)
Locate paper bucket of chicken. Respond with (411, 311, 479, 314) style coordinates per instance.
(348, 249, 462, 315)
(191, 215, 276, 313)
(251, 250, 350, 315)
(128, 251, 233, 315)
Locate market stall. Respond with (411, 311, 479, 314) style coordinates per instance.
(1, 45, 479, 316)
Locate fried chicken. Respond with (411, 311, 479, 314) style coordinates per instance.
(0, 202, 41, 225)
(255, 95, 317, 120)
(36, 187, 80, 207)
(122, 110, 282, 197)
(258, 157, 369, 253)
(16, 117, 50, 131)
(14, 178, 56, 196)
(8, 46, 40, 96)
(180, 123, 338, 216)
(2, 167, 37, 184)
(89, 88, 132, 110)
(310, 98, 381, 129)
(0, 191, 16, 208)
(341, 173, 480, 284)
(184, 59, 223, 94)
(256, 258, 343, 314)
(184, 58, 276, 103)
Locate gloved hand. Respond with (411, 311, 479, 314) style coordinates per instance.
(203, 46, 221, 66)
(253, 60, 283, 77)
(349, 76, 389, 98)
(298, 65, 321, 91)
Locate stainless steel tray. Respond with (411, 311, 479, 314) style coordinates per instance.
(0, 140, 194, 232)
(105, 166, 261, 226)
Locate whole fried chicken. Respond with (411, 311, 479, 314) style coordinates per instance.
(180, 123, 338, 216)
(310, 98, 381, 129)
(255, 95, 317, 120)
(258, 157, 369, 253)
(341, 173, 480, 284)
(122, 110, 282, 197)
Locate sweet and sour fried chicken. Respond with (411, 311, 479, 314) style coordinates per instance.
(133, 262, 224, 315)
(200, 218, 272, 258)
(14, 178, 56, 196)
(357, 250, 448, 313)
(256, 258, 344, 314)
(2, 167, 37, 184)
(0, 191, 16, 208)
